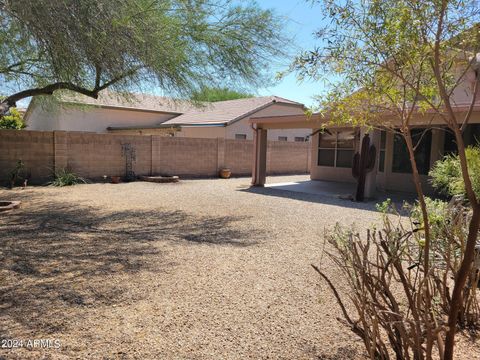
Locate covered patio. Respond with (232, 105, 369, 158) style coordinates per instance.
(250, 113, 380, 199)
(250, 107, 480, 197)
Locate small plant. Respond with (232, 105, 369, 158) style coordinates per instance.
(50, 169, 86, 187)
(8, 160, 26, 188)
(0, 108, 26, 130)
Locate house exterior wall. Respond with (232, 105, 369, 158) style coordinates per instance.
(24, 102, 67, 131)
(174, 126, 226, 138)
(225, 103, 311, 141)
(310, 116, 480, 194)
(450, 66, 480, 106)
(310, 129, 438, 193)
(26, 103, 177, 133)
(26, 101, 311, 142)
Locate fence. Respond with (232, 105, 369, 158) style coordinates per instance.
(0, 130, 311, 184)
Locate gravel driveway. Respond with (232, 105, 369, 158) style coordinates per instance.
(0, 175, 382, 359)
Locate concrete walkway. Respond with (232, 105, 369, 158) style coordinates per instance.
(266, 178, 356, 199)
(265, 175, 417, 204)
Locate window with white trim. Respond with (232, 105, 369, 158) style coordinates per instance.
(318, 130, 355, 168)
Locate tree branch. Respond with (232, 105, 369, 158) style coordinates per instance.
(461, 69, 479, 131)
(0, 66, 142, 115)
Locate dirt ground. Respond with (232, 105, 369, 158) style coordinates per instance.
(0, 175, 478, 359)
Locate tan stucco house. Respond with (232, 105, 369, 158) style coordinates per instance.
(24, 92, 311, 142)
(250, 68, 480, 194)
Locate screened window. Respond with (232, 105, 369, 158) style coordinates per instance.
(318, 130, 355, 168)
(235, 134, 247, 140)
(392, 128, 432, 175)
(278, 136, 288, 141)
(443, 124, 480, 155)
(378, 131, 386, 172)
(294, 137, 305, 142)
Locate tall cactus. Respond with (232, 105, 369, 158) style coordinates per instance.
(352, 134, 376, 201)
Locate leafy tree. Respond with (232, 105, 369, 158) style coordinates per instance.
(0, 107, 25, 129)
(0, 0, 286, 115)
(191, 87, 253, 102)
(292, 0, 480, 358)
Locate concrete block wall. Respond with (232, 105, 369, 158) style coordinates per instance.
(0, 130, 54, 184)
(66, 132, 151, 178)
(225, 139, 253, 175)
(0, 130, 310, 184)
(267, 141, 310, 175)
(153, 137, 218, 177)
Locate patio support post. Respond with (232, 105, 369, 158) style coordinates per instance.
(252, 127, 267, 186)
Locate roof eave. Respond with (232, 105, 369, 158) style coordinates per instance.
(61, 101, 184, 115)
(107, 124, 181, 131)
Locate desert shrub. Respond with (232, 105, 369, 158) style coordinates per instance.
(0, 108, 26, 130)
(429, 146, 480, 198)
(50, 169, 86, 187)
(314, 202, 479, 359)
(8, 159, 27, 188)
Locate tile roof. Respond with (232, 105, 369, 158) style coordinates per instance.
(60, 90, 194, 114)
(58, 91, 304, 125)
(162, 96, 304, 125)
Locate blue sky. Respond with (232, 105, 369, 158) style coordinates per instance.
(255, 0, 326, 107)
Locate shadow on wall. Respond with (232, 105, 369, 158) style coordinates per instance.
(0, 196, 260, 339)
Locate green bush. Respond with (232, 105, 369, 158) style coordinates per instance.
(429, 146, 480, 198)
(0, 108, 26, 129)
(50, 169, 86, 187)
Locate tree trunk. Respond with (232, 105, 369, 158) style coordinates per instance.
(443, 127, 480, 360)
(0, 100, 12, 117)
(403, 130, 431, 274)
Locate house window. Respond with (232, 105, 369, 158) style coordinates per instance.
(392, 128, 432, 175)
(378, 131, 386, 172)
(318, 130, 355, 168)
(235, 134, 247, 140)
(443, 124, 480, 155)
(294, 136, 305, 142)
(443, 129, 456, 155)
(278, 136, 288, 141)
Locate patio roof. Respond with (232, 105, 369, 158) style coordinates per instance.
(250, 104, 480, 130)
(249, 113, 329, 129)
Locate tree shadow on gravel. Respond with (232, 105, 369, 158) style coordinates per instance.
(0, 196, 260, 340)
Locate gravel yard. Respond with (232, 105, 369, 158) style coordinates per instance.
(0, 175, 457, 359)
